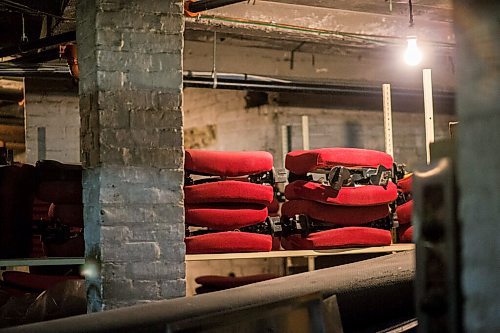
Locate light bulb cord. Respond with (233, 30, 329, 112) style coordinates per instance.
(408, 0, 414, 27)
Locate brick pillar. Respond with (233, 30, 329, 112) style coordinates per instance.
(76, 0, 185, 311)
(455, 1, 500, 332)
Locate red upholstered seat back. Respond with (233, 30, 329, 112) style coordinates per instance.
(185, 181, 274, 205)
(34, 160, 84, 258)
(282, 200, 389, 226)
(398, 224, 413, 243)
(185, 150, 273, 177)
(2, 271, 82, 292)
(281, 227, 392, 250)
(186, 204, 268, 230)
(185, 232, 273, 254)
(286, 148, 393, 175)
(396, 200, 413, 225)
(397, 174, 413, 194)
(285, 180, 398, 206)
(0, 164, 36, 259)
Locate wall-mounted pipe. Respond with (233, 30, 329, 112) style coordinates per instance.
(61, 44, 79, 80)
(0, 31, 76, 59)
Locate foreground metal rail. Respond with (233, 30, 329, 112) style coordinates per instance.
(0, 251, 415, 333)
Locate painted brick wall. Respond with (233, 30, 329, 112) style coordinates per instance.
(24, 78, 80, 164)
(184, 88, 457, 169)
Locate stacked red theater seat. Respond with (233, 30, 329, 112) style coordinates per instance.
(184, 150, 276, 254)
(33, 160, 84, 258)
(0, 163, 36, 259)
(281, 148, 397, 250)
(31, 198, 52, 257)
(396, 174, 414, 243)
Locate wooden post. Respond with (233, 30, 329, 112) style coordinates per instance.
(382, 84, 394, 158)
(423, 69, 435, 164)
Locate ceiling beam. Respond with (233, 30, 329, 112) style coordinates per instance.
(260, 0, 453, 22)
(187, 1, 454, 46)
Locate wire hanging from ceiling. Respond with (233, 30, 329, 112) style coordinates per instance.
(408, 0, 414, 27)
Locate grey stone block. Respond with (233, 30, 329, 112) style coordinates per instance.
(101, 226, 132, 243)
(130, 108, 183, 129)
(102, 241, 161, 262)
(131, 223, 184, 242)
(160, 279, 186, 298)
(126, 261, 184, 280)
(101, 262, 127, 279)
(128, 31, 183, 53)
(100, 204, 143, 225)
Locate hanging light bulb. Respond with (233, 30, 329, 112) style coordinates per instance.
(404, 36, 422, 66)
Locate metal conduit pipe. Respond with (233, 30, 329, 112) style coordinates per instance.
(0, 64, 454, 101)
(0, 251, 415, 333)
(186, 0, 246, 13)
(184, 71, 455, 99)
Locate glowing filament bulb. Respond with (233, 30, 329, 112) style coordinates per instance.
(404, 37, 422, 66)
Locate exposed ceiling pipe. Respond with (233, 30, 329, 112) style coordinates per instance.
(0, 31, 76, 59)
(0, 63, 455, 100)
(185, 0, 246, 16)
(61, 44, 78, 80)
(0, 63, 70, 77)
(184, 71, 455, 99)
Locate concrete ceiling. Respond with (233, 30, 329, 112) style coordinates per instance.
(261, 0, 453, 22)
(0, 0, 455, 59)
(186, 0, 454, 47)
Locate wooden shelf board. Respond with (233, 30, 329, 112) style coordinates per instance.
(186, 244, 415, 261)
(0, 244, 415, 266)
(0, 257, 85, 267)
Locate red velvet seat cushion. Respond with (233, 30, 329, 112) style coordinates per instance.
(185, 150, 273, 177)
(285, 180, 398, 206)
(195, 274, 279, 289)
(396, 200, 413, 225)
(185, 181, 274, 205)
(281, 227, 392, 250)
(282, 200, 389, 226)
(185, 232, 273, 254)
(286, 148, 393, 175)
(186, 204, 268, 230)
(398, 224, 413, 243)
(397, 174, 413, 194)
(1, 271, 81, 291)
(0, 164, 36, 259)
